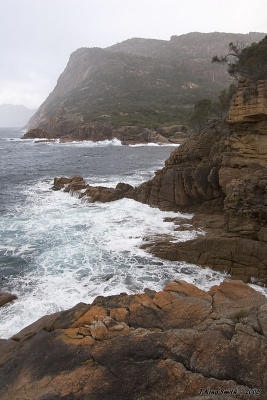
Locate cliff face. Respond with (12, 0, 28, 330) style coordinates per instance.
(1, 279, 267, 400)
(134, 120, 227, 211)
(25, 32, 265, 142)
(217, 79, 267, 240)
(132, 80, 267, 284)
(228, 79, 267, 122)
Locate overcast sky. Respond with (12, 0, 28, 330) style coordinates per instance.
(0, 0, 266, 108)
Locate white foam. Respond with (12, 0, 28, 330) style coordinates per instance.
(129, 143, 179, 147)
(1, 179, 266, 339)
(55, 138, 122, 147)
(0, 179, 229, 339)
(2, 137, 179, 148)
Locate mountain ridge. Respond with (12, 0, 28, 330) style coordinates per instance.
(26, 32, 266, 142)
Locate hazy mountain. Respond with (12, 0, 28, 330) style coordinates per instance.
(0, 104, 36, 127)
(28, 32, 265, 136)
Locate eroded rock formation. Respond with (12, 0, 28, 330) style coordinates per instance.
(0, 280, 266, 399)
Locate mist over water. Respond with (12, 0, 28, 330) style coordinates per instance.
(1, 127, 264, 339)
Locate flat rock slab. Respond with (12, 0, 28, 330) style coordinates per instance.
(0, 279, 266, 399)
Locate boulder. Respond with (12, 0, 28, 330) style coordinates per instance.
(52, 177, 134, 203)
(0, 292, 17, 308)
(52, 175, 84, 191)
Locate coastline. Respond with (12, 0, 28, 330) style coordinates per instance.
(0, 78, 266, 398)
(22, 125, 188, 146)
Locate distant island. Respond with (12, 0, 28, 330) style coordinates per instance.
(0, 104, 35, 128)
(24, 31, 265, 144)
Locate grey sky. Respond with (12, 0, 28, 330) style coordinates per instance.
(0, 0, 266, 108)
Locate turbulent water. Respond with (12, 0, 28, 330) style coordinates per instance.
(0, 127, 263, 339)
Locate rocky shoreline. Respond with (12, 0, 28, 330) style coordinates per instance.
(1, 279, 267, 399)
(50, 81, 267, 286)
(1, 78, 266, 398)
(51, 169, 267, 287)
(23, 125, 187, 145)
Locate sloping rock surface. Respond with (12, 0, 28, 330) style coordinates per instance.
(0, 280, 266, 400)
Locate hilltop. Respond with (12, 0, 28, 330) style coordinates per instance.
(26, 32, 265, 142)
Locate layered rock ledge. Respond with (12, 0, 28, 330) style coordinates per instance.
(0, 279, 266, 400)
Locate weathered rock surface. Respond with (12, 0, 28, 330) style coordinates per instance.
(0, 292, 17, 308)
(0, 279, 266, 399)
(228, 79, 267, 123)
(52, 175, 85, 191)
(143, 236, 267, 285)
(133, 120, 227, 212)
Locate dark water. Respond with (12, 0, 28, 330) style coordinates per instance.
(0, 128, 229, 338)
(0, 128, 175, 213)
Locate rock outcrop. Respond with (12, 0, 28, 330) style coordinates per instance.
(0, 292, 17, 308)
(133, 120, 227, 212)
(0, 279, 266, 400)
(52, 175, 134, 203)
